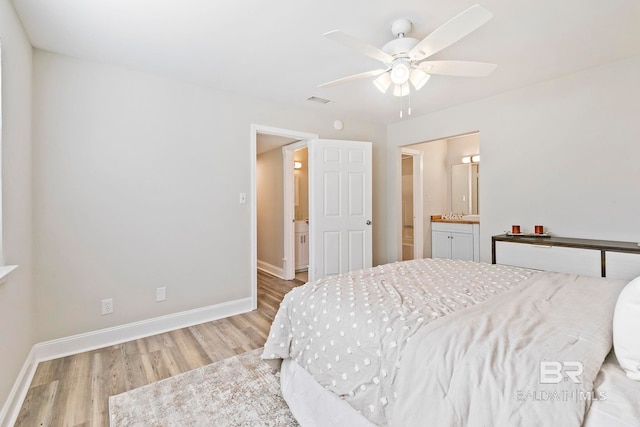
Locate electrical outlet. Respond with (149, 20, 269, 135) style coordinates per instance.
(101, 298, 113, 315)
(156, 287, 166, 302)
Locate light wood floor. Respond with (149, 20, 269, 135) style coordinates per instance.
(15, 271, 301, 427)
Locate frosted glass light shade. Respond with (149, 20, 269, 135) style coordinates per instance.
(373, 72, 392, 93)
(410, 68, 430, 90)
(393, 83, 410, 97)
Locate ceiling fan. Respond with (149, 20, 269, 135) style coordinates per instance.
(319, 4, 497, 116)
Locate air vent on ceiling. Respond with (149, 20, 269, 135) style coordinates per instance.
(307, 96, 331, 104)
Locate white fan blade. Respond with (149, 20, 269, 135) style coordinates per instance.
(409, 5, 493, 61)
(324, 30, 394, 64)
(319, 69, 387, 88)
(418, 60, 497, 76)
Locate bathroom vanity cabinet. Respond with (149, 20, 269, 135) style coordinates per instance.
(295, 221, 309, 272)
(432, 220, 480, 262)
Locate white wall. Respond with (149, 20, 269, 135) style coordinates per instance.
(256, 147, 284, 272)
(31, 50, 387, 342)
(0, 0, 34, 412)
(387, 55, 640, 263)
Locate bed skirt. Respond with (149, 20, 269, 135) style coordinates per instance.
(281, 358, 375, 427)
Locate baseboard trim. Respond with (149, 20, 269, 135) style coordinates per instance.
(257, 260, 285, 279)
(1, 297, 253, 426)
(0, 347, 37, 427)
(33, 297, 253, 362)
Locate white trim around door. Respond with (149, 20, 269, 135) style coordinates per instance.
(251, 125, 318, 309)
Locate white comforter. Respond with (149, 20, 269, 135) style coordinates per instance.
(390, 271, 626, 426)
(262, 259, 626, 426)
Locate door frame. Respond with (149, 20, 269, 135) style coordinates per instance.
(399, 147, 424, 260)
(251, 125, 317, 309)
(282, 140, 311, 280)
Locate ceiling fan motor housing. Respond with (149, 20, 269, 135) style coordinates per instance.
(390, 18, 412, 37)
(382, 37, 419, 59)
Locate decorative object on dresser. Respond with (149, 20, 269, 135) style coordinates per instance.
(506, 224, 550, 237)
(492, 234, 640, 280)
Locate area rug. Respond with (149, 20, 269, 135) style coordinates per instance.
(109, 348, 299, 426)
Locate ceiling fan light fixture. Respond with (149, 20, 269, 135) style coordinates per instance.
(390, 62, 411, 85)
(393, 82, 410, 97)
(319, 5, 496, 118)
(409, 68, 430, 90)
(373, 72, 392, 93)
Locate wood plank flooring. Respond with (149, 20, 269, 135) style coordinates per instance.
(15, 271, 301, 427)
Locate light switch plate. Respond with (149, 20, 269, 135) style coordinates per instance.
(156, 287, 166, 302)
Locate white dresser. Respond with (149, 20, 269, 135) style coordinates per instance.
(492, 234, 640, 280)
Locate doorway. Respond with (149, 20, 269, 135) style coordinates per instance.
(251, 125, 318, 309)
(293, 147, 309, 282)
(285, 139, 375, 282)
(253, 129, 374, 307)
(400, 148, 424, 260)
(398, 132, 480, 261)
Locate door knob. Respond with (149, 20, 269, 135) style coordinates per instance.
(366, 220, 372, 225)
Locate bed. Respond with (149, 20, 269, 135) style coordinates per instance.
(262, 258, 640, 426)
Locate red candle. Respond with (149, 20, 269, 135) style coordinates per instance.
(512, 225, 521, 234)
(535, 225, 544, 234)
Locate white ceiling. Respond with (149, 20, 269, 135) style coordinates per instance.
(12, 0, 640, 124)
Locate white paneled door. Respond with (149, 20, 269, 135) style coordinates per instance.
(308, 139, 372, 281)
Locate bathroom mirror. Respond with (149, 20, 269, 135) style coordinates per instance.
(451, 163, 479, 215)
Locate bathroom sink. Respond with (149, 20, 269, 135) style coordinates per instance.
(462, 214, 480, 222)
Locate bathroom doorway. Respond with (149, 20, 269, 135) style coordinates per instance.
(398, 132, 480, 261)
(252, 125, 318, 309)
(293, 147, 309, 282)
(400, 148, 424, 261)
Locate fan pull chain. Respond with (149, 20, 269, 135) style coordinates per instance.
(399, 88, 412, 118)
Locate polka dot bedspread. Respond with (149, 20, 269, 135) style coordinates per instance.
(262, 258, 535, 425)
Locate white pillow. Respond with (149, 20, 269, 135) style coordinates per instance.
(613, 276, 640, 381)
